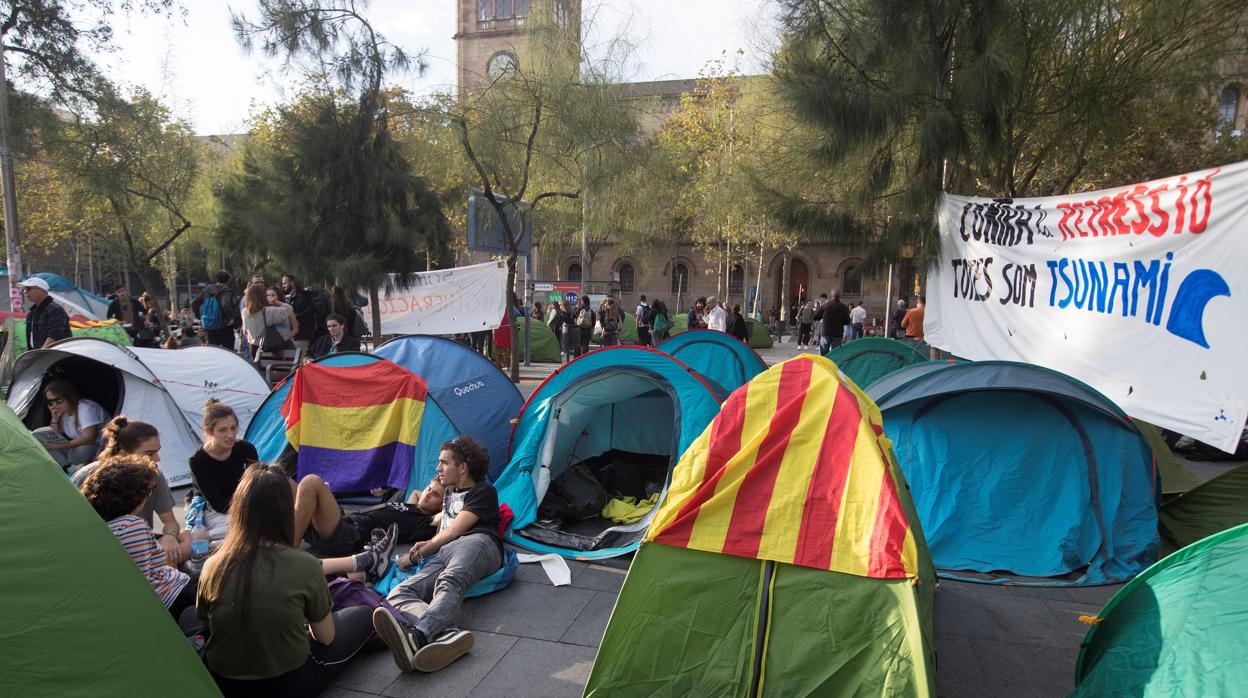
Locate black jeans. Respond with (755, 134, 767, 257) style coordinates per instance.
(210, 606, 379, 698)
(204, 328, 235, 350)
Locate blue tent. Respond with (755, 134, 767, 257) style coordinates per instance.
(654, 329, 768, 394)
(373, 335, 524, 480)
(868, 361, 1158, 585)
(246, 340, 523, 493)
(32, 272, 111, 319)
(495, 346, 725, 559)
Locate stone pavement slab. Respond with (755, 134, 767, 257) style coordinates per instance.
(470, 638, 597, 698)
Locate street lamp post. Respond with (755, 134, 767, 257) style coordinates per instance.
(0, 46, 25, 312)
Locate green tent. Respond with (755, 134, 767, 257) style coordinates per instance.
(586, 355, 934, 697)
(591, 312, 639, 345)
(824, 337, 928, 389)
(0, 403, 220, 697)
(668, 312, 773, 349)
(1135, 421, 1202, 497)
(1073, 523, 1248, 697)
(1158, 462, 1248, 554)
(515, 318, 563, 362)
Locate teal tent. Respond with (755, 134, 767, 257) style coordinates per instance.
(824, 337, 928, 389)
(1073, 523, 1248, 697)
(869, 360, 1158, 585)
(0, 403, 220, 696)
(655, 329, 768, 394)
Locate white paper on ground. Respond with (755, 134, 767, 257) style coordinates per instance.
(515, 552, 572, 587)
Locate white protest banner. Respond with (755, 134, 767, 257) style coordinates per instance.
(367, 261, 508, 336)
(927, 160, 1248, 452)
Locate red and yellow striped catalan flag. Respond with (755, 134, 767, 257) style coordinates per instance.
(648, 354, 920, 579)
(281, 360, 428, 492)
(68, 319, 118, 330)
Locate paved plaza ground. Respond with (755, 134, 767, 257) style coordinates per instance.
(180, 338, 1234, 697)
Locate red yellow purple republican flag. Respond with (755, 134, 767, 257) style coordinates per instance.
(281, 360, 427, 492)
(648, 353, 921, 579)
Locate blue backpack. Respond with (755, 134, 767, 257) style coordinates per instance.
(200, 290, 226, 330)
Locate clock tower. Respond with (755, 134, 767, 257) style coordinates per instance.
(454, 0, 580, 101)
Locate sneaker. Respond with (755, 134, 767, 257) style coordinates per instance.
(414, 628, 475, 672)
(372, 607, 423, 672)
(368, 524, 399, 580)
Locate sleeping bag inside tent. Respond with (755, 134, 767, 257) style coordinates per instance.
(495, 346, 725, 559)
(585, 355, 935, 697)
(869, 360, 1158, 585)
(655, 329, 767, 394)
(7, 338, 270, 486)
(825, 336, 928, 389)
(247, 349, 522, 494)
(0, 403, 220, 697)
(1072, 523, 1248, 697)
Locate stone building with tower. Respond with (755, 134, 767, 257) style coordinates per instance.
(456, 1, 921, 327)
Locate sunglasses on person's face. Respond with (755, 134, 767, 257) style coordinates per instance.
(46, 397, 65, 406)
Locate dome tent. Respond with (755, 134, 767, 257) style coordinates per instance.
(0, 403, 219, 696)
(7, 338, 270, 487)
(1072, 523, 1248, 697)
(824, 336, 929, 389)
(669, 312, 773, 348)
(246, 340, 523, 493)
(31, 271, 111, 320)
(869, 360, 1158, 585)
(495, 346, 725, 559)
(655, 328, 768, 394)
(585, 355, 935, 697)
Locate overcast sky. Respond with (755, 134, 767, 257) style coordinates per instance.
(92, 0, 777, 135)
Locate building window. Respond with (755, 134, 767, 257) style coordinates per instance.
(671, 263, 689, 294)
(567, 263, 582, 282)
(617, 263, 635, 294)
(1219, 86, 1240, 129)
(479, 0, 529, 21)
(843, 264, 862, 295)
(729, 264, 744, 296)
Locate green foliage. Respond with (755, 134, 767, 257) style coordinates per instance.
(772, 0, 1248, 268)
(215, 89, 450, 292)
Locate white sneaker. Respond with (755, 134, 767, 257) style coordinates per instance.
(372, 607, 420, 672)
(414, 628, 475, 672)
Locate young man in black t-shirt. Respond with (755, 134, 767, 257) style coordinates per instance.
(372, 435, 502, 674)
(295, 473, 445, 558)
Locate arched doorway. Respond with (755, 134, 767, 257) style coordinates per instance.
(772, 257, 810, 319)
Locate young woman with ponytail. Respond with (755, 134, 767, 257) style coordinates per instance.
(188, 398, 259, 545)
(72, 416, 188, 565)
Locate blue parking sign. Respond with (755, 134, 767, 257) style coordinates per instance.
(563, 291, 579, 305)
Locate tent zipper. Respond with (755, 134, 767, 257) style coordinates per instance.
(748, 560, 775, 698)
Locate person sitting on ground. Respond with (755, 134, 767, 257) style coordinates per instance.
(294, 470, 445, 562)
(73, 417, 189, 565)
(34, 379, 107, 470)
(372, 435, 502, 674)
(314, 477, 447, 582)
(187, 398, 259, 546)
(307, 314, 361, 360)
(177, 306, 197, 340)
(197, 464, 379, 697)
(82, 458, 195, 621)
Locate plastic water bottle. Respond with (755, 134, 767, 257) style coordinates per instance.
(189, 516, 210, 563)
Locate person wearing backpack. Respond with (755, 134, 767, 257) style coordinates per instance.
(650, 299, 671, 341)
(576, 297, 595, 356)
(192, 270, 240, 350)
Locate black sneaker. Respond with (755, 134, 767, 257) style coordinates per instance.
(372, 607, 424, 672)
(413, 628, 474, 672)
(368, 524, 399, 580)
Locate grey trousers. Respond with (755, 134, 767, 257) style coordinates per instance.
(34, 428, 98, 468)
(386, 533, 501, 641)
